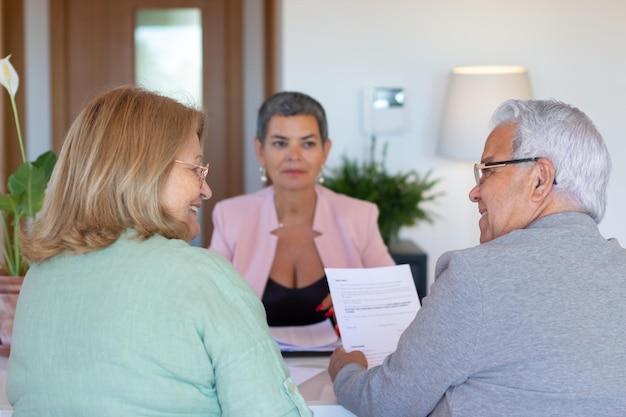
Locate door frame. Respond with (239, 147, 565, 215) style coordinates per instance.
(49, 0, 244, 245)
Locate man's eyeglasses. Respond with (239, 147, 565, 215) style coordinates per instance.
(473, 157, 541, 185)
(174, 160, 210, 185)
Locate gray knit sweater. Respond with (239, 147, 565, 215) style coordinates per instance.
(334, 212, 626, 416)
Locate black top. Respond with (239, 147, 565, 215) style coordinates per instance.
(261, 276, 330, 326)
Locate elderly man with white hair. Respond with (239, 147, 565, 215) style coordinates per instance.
(329, 99, 626, 417)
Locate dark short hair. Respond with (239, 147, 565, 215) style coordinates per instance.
(256, 91, 328, 145)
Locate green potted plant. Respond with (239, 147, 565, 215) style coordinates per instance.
(324, 137, 442, 245)
(0, 54, 56, 276)
(0, 54, 56, 353)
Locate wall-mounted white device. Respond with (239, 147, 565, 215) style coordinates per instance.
(362, 87, 406, 135)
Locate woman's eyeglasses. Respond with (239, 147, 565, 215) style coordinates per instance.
(174, 160, 210, 185)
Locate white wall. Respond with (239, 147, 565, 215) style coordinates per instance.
(243, 0, 266, 193)
(24, 0, 52, 160)
(277, 0, 626, 288)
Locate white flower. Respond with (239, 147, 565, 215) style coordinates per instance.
(0, 55, 19, 98)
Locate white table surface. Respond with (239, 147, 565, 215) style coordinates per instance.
(0, 354, 354, 417)
(283, 354, 356, 416)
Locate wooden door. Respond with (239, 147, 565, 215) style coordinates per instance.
(49, 0, 243, 245)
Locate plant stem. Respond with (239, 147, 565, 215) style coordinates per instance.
(369, 134, 377, 164)
(9, 93, 26, 163)
(11, 215, 22, 275)
(1, 213, 15, 275)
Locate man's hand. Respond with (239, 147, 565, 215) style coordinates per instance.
(328, 347, 368, 381)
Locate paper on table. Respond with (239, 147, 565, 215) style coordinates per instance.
(325, 264, 421, 367)
(270, 319, 341, 352)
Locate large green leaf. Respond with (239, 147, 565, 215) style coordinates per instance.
(1, 150, 56, 275)
(34, 150, 57, 181)
(5, 151, 55, 219)
(7, 162, 48, 218)
(0, 194, 18, 215)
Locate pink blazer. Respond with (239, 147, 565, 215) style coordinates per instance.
(209, 185, 395, 298)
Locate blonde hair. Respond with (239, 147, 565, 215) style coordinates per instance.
(21, 86, 206, 262)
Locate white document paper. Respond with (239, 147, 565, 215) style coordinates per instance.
(325, 264, 421, 367)
(270, 319, 341, 352)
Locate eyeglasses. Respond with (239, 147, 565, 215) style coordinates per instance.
(473, 157, 541, 185)
(174, 160, 210, 185)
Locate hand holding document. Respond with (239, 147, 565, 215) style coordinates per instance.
(325, 264, 421, 367)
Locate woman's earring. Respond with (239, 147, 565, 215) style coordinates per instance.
(317, 166, 325, 184)
(260, 166, 267, 183)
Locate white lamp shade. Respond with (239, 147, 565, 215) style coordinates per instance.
(438, 65, 533, 161)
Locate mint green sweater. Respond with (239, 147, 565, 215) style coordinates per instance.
(8, 232, 311, 417)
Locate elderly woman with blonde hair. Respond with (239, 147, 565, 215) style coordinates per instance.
(8, 86, 311, 417)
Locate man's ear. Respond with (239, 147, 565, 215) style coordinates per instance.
(530, 158, 556, 200)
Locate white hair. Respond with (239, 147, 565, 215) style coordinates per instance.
(491, 99, 611, 222)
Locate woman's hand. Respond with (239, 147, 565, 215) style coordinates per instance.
(316, 294, 339, 335)
(316, 293, 333, 312)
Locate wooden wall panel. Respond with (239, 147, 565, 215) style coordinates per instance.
(50, 0, 244, 245)
(0, 0, 24, 190)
